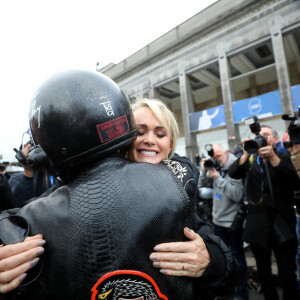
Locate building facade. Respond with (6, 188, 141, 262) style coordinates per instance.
(99, 0, 300, 160)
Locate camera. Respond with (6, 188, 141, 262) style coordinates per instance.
(26, 145, 51, 170)
(282, 106, 300, 144)
(204, 144, 220, 171)
(13, 131, 51, 170)
(244, 116, 267, 154)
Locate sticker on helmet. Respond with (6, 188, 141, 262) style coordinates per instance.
(97, 115, 130, 143)
(100, 100, 114, 117)
(91, 270, 168, 300)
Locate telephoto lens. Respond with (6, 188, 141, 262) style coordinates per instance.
(204, 158, 216, 170)
(244, 135, 267, 154)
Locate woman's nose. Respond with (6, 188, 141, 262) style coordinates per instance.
(144, 132, 155, 145)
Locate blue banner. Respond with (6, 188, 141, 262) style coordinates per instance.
(292, 84, 300, 111)
(189, 84, 300, 132)
(232, 90, 282, 123)
(189, 105, 225, 133)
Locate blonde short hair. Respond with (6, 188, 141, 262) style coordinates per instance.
(131, 98, 179, 158)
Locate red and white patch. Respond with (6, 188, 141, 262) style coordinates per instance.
(97, 115, 130, 143)
(91, 270, 168, 300)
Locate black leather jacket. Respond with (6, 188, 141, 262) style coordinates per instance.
(1, 154, 235, 300)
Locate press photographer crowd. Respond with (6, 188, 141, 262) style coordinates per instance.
(0, 70, 300, 300)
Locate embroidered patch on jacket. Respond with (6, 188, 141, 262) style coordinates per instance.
(161, 160, 187, 183)
(91, 270, 168, 300)
(96, 115, 130, 143)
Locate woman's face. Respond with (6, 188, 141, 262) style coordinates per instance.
(128, 106, 172, 164)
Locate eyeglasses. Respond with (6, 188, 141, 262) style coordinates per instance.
(0, 215, 43, 288)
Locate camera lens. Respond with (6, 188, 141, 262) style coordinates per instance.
(244, 140, 259, 154)
(204, 159, 215, 170)
(245, 135, 267, 154)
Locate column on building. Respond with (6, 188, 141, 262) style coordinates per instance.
(178, 64, 198, 162)
(269, 16, 294, 115)
(217, 43, 241, 151)
(148, 78, 160, 99)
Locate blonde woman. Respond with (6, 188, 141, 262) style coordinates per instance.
(128, 98, 235, 297)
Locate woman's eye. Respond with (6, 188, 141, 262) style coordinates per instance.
(137, 131, 145, 136)
(156, 133, 166, 138)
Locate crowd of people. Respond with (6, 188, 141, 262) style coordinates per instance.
(198, 121, 300, 300)
(0, 69, 299, 300)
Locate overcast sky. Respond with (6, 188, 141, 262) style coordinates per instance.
(0, 0, 217, 162)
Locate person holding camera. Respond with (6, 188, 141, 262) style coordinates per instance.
(199, 144, 248, 300)
(228, 124, 300, 300)
(285, 107, 300, 179)
(8, 143, 58, 208)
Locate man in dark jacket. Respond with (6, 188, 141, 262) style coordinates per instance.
(8, 143, 58, 208)
(0, 173, 14, 211)
(229, 124, 300, 300)
(0, 70, 235, 300)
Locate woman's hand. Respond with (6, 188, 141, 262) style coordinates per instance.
(0, 234, 45, 294)
(150, 227, 210, 277)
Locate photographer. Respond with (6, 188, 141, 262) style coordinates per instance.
(284, 108, 300, 179)
(0, 166, 14, 211)
(228, 123, 300, 300)
(8, 143, 58, 208)
(199, 144, 248, 300)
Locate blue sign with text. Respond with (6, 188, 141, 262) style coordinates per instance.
(232, 90, 282, 123)
(189, 84, 300, 133)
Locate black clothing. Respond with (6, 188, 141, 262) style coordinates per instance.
(163, 153, 199, 211)
(166, 154, 236, 299)
(228, 152, 300, 300)
(4, 156, 192, 299)
(0, 173, 14, 211)
(8, 171, 57, 208)
(251, 237, 298, 300)
(228, 152, 299, 248)
(1, 154, 235, 300)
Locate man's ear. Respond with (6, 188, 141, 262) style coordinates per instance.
(275, 135, 280, 144)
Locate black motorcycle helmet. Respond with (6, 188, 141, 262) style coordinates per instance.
(28, 70, 136, 172)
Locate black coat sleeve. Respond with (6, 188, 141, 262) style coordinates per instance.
(228, 157, 250, 179)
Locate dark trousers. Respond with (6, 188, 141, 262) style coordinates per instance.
(251, 233, 299, 300)
(214, 224, 249, 300)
